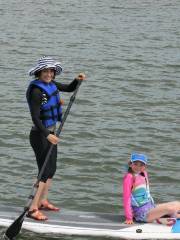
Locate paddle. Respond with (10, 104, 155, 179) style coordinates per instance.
(4, 80, 83, 240)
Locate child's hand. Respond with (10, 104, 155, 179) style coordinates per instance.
(125, 219, 134, 224)
(76, 73, 86, 81)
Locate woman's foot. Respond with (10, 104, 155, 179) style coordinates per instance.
(40, 200, 60, 211)
(156, 218, 176, 226)
(27, 209, 48, 221)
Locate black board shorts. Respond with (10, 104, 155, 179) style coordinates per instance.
(29, 129, 57, 182)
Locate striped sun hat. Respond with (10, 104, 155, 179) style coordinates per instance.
(28, 56, 63, 76)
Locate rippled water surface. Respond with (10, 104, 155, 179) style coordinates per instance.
(0, 0, 180, 239)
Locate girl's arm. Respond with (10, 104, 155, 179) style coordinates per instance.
(123, 173, 134, 223)
(54, 73, 86, 92)
(53, 79, 79, 92)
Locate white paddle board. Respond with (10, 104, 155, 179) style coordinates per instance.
(0, 205, 180, 239)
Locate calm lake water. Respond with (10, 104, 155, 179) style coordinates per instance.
(0, 0, 180, 239)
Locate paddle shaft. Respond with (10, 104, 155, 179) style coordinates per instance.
(4, 80, 82, 240)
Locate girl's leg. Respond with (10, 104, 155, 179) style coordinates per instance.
(40, 144, 59, 210)
(40, 142, 57, 204)
(29, 181, 45, 210)
(40, 178, 59, 211)
(28, 181, 48, 220)
(29, 130, 50, 219)
(40, 178, 52, 202)
(147, 201, 180, 222)
(29, 130, 58, 213)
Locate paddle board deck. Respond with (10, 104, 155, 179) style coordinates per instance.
(0, 205, 180, 239)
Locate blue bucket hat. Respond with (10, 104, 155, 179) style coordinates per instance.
(131, 153, 148, 165)
(28, 56, 63, 76)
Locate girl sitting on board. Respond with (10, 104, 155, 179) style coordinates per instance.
(123, 153, 180, 225)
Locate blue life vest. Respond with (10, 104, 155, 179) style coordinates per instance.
(27, 80, 62, 128)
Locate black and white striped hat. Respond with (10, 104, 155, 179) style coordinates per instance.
(28, 56, 63, 76)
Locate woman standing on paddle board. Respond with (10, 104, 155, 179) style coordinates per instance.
(26, 56, 85, 220)
(123, 153, 180, 225)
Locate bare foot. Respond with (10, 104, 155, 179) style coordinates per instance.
(157, 218, 176, 226)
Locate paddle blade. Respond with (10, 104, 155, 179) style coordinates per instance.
(4, 210, 26, 240)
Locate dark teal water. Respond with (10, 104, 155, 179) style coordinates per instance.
(0, 0, 180, 239)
